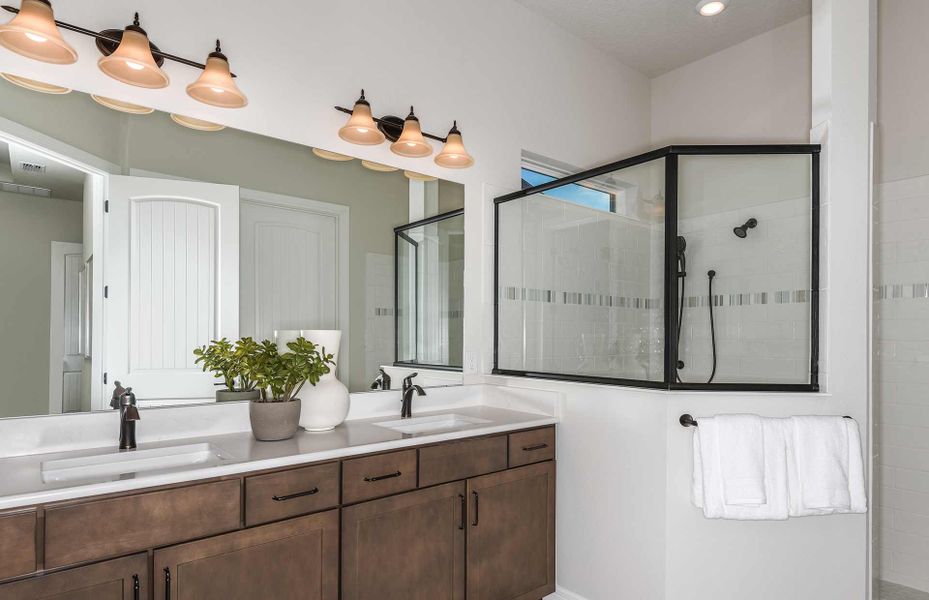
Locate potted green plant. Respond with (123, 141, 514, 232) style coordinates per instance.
(193, 338, 261, 402)
(246, 337, 335, 441)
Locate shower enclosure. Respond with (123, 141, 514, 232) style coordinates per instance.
(495, 145, 820, 392)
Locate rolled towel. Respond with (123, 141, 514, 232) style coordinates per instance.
(716, 414, 766, 506)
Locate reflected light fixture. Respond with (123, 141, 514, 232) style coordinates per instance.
(170, 113, 225, 132)
(338, 90, 385, 145)
(696, 0, 727, 16)
(91, 94, 154, 115)
(186, 40, 247, 108)
(390, 107, 433, 158)
(312, 148, 354, 162)
(361, 160, 398, 173)
(434, 121, 474, 169)
(1, 72, 69, 94)
(403, 171, 437, 182)
(0, 0, 77, 64)
(97, 13, 169, 88)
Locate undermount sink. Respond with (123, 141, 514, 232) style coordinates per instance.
(41, 443, 234, 484)
(373, 413, 492, 436)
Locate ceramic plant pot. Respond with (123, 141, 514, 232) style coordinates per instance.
(249, 399, 301, 441)
(275, 329, 350, 432)
(215, 389, 261, 403)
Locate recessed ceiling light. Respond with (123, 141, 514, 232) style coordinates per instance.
(697, 0, 727, 16)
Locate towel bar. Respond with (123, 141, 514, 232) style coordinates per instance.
(679, 413, 853, 427)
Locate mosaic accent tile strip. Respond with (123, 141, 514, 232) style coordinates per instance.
(874, 283, 929, 301)
(500, 286, 812, 309)
(374, 307, 394, 317)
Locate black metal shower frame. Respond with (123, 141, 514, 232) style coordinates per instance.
(493, 144, 821, 393)
(394, 208, 465, 372)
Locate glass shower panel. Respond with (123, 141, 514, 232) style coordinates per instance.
(675, 154, 813, 384)
(498, 158, 666, 381)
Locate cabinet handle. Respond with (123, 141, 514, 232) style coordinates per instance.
(272, 487, 319, 501)
(164, 567, 171, 600)
(471, 491, 479, 527)
(522, 443, 549, 452)
(364, 470, 401, 482)
(458, 493, 466, 530)
(132, 574, 140, 600)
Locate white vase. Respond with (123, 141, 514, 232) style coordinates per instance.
(275, 329, 350, 432)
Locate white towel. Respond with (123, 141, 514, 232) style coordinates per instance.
(786, 416, 867, 516)
(693, 417, 789, 520)
(716, 414, 766, 506)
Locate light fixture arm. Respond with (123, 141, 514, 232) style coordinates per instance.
(0, 4, 236, 76)
(334, 104, 450, 143)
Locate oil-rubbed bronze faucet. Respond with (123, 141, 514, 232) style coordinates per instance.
(400, 373, 425, 419)
(118, 387, 140, 450)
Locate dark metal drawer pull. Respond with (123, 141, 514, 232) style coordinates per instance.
(471, 490, 479, 527)
(459, 493, 466, 530)
(522, 443, 549, 452)
(364, 470, 402, 482)
(132, 574, 140, 600)
(164, 567, 171, 600)
(272, 487, 319, 501)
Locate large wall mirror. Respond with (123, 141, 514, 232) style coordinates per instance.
(0, 79, 464, 419)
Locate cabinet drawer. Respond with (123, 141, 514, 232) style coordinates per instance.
(342, 450, 417, 504)
(245, 462, 340, 526)
(45, 479, 241, 569)
(0, 511, 36, 581)
(508, 426, 555, 467)
(419, 435, 507, 487)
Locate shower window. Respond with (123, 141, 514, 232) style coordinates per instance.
(495, 145, 820, 392)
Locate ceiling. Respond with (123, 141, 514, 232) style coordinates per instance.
(514, 0, 811, 76)
(0, 141, 86, 202)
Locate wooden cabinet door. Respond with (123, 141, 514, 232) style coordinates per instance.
(466, 461, 555, 600)
(153, 510, 338, 600)
(342, 481, 466, 600)
(0, 553, 146, 600)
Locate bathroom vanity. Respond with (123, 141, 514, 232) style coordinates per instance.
(0, 408, 555, 600)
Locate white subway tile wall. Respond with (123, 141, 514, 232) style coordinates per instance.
(364, 252, 394, 385)
(876, 173, 929, 594)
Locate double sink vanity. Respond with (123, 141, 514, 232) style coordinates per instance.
(0, 398, 557, 600)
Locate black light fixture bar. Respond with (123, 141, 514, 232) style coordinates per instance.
(334, 105, 448, 143)
(0, 4, 236, 76)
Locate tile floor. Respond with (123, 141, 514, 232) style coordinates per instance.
(882, 581, 929, 600)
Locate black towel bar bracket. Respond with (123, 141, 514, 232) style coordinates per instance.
(679, 413, 853, 428)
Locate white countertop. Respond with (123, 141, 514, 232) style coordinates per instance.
(0, 405, 556, 510)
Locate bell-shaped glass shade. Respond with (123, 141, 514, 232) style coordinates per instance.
(361, 160, 397, 173)
(312, 148, 354, 162)
(390, 111, 432, 158)
(186, 54, 247, 109)
(91, 94, 153, 115)
(0, 0, 77, 64)
(339, 98, 384, 145)
(170, 113, 225, 132)
(1, 72, 69, 94)
(98, 27, 169, 89)
(434, 125, 474, 169)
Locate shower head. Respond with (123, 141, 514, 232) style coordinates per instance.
(676, 235, 687, 255)
(733, 218, 758, 238)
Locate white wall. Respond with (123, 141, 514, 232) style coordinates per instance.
(651, 16, 812, 146)
(874, 0, 929, 592)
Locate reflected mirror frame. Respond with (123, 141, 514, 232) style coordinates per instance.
(492, 145, 821, 393)
(393, 208, 465, 372)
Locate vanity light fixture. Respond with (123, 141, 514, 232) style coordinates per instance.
(312, 148, 354, 162)
(403, 171, 437, 182)
(434, 121, 474, 169)
(361, 160, 398, 173)
(335, 91, 473, 168)
(97, 13, 168, 88)
(186, 40, 247, 108)
(170, 113, 225, 132)
(0, 0, 77, 64)
(338, 90, 386, 145)
(390, 107, 433, 158)
(91, 94, 154, 115)
(0, 71, 69, 93)
(696, 0, 727, 16)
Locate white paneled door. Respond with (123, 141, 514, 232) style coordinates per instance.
(240, 191, 349, 378)
(48, 242, 84, 414)
(105, 176, 240, 402)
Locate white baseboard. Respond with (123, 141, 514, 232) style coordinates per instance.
(546, 586, 590, 600)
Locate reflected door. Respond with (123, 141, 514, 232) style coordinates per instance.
(48, 241, 83, 413)
(105, 175, 240, 402)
